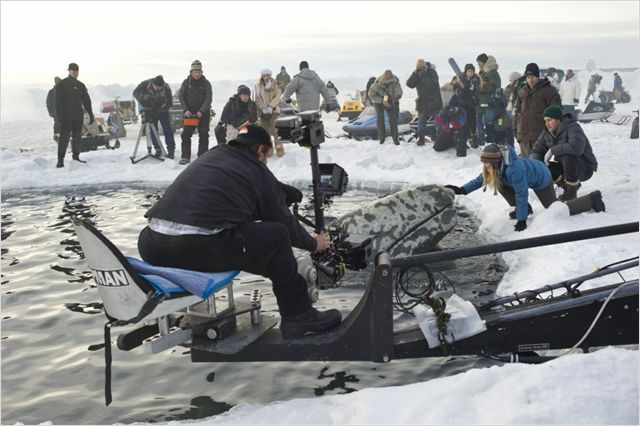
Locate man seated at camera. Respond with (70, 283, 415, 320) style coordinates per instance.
(137, 125, 342, 339)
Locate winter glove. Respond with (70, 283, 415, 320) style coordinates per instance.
(573, 99, 579, 104)
(514, 220, 527, 232)
(544, 149, 553, 165)
(444, 185, 466, 195)
(281, 183, 303, 207)
(88, 113, 95, 125)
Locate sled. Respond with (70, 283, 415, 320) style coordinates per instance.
(72, 216, 638, 405)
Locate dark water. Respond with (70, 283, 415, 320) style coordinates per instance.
(1, 185, 505, 424)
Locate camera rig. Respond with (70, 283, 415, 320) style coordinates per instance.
(276, 112, 373, 287)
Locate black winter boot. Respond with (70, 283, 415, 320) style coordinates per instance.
(590, 190, 606, 212)
(559, 180, 580, 201)
(566, 191, 605, 215)
(417, 135, 426, 146)
(280, 307, 342, 339)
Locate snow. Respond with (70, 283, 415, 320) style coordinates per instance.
(1, 68, 639, 424)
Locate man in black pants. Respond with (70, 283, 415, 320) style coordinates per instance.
(179, 60, 213, 164)
(137, 125, 341, 339)
(55, 63, 94, 167)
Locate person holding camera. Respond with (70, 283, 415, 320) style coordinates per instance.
(254, 69, 284, 157)
(282, 61, 331, 113)
(133, 75, 176, 159)
(368, 69, 403, 145)
(406, 59, 442, 146)
(138, 125, 341, 339)
(214, 85, 258, 145)
(54, 63, 94, 168)
(178, 60, 213, 165)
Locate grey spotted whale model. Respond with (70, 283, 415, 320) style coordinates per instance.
(332, 184, 456, 257)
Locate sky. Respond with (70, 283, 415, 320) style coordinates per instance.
(1, 0, 639, 87)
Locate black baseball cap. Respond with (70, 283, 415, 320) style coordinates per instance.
(230, 125, 272, 147)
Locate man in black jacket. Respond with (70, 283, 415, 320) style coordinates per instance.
(55, 63, 94, 167)
(179, 60, 213, 164)
(133, 75, 176, 158)
(137, 125, 341, 339)
(46, 76, 62, 142)
(530, 105, 598, 201)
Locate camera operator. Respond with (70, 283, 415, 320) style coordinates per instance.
(133, 75, 176, 158)
(214, 85, 258, 145)
(178, 60, 213, 165)
(138, 125, 341, 339)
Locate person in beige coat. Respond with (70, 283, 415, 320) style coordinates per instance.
(368, 70, 403, 145)
(254, 69, 284, 157)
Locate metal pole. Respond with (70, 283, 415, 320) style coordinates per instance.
(309, 145, 325, 232)
(390, 222, 639, 268)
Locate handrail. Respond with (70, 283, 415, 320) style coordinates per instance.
(390, 222, 639, 268)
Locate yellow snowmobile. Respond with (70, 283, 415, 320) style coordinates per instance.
(338, 99, 364, 121)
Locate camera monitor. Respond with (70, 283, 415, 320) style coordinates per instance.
(318, 163, 348, 197)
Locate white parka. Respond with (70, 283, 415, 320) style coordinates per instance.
(559, 75, 582, 106)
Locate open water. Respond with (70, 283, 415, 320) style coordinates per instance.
(1, 184, 506, 424)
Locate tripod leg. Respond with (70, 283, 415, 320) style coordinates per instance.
(131, 124, 145, 160)
(149, 123, 167, 156)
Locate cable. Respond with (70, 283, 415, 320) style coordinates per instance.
(557, 281, 636, 357)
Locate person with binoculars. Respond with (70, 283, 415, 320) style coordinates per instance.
(133, 75, 176, 159)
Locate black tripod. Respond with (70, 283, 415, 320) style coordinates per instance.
(130, 115, 167, 164)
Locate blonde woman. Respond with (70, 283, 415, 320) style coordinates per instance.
(445, 144, 605, 232)
(254, 69, 284, 157)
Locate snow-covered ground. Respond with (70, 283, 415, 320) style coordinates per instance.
(1, 68, 638, 424)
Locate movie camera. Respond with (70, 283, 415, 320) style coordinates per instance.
(276, 112, 373, 287)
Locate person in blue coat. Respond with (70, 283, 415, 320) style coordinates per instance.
(445, 143, 605, 232)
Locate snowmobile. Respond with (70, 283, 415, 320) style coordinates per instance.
(68, 109, 121, 152)
(599, 88, 631, 104)
(338, 99, 365, 121)
(562, 101, 616, 124)
(342, 106, 413, 140)
(100, 98, 138, 125)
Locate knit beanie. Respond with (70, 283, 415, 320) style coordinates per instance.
(191, 60, 202, 71)
(480, 143, 502, 166)
(152, 75, 165, 86)
(543, 105, 563, 120)
(67, 63, 79, 71)
(464, 63, 475, 72)
(261, 68, 272, 76)
(299, 61, 309, 70)
(237, 85, 251, 96)
(524, 63, 540, 78)
(416, 59, 427, 70)
(476, 53, 488, 64)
